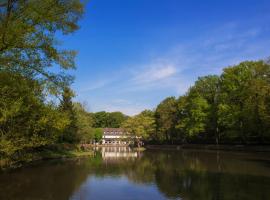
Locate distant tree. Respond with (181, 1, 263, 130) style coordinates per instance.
(92, 111, 109, 128)
(107, 112, 128, 128)
(123, 110, 155, 147)
(155, 97, 178, 143)
(93, 111, 128, 128)
(93, 128, 103, 143)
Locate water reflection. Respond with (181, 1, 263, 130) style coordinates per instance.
(0, 148, 270, 200)
(97, 146, 139, 160)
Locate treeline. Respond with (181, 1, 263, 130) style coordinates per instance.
(124, 60, 270, 145)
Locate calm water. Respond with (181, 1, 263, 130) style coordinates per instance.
(1, 147, 270, 200)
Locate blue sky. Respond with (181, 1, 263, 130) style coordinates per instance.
(61, 0, 270, 115)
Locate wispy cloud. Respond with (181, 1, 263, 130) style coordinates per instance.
(132, 62, 177, 84)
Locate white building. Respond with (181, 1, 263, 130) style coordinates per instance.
(101, 128, 131, 145)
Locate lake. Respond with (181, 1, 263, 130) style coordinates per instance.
(0, 147, 270, 200)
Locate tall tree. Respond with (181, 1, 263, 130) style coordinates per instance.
(176, 94, 210, 142)
(155, 97, 178, 143)
(188, 75, 220, 143)
(73, 102, 93, 144)
(59, 88, 78, 143)
(218, 61, 270, 143)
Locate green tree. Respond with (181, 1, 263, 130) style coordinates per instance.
(0, 0, 84, 94)
(123, 110, 156, 147)
(92, 111, 109, 128)
(107, 112, 128, 128)
(0, 71, 69, 159)
(93, 111, 127, 128)
(59, 88, 78, 143)
(218, 61, 270, 143)
(73, 102, 93, 144)
(155, 97, 178, 143)
(93, 128, 103, 143)
(176, 96, 210, 140)
(188, 75, 220, 143)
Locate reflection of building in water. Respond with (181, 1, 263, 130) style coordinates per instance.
(99, 146, 138, 160)
(102, 128, 132, 145)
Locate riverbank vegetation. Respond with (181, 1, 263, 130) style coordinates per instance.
(124, 60, 270, 145)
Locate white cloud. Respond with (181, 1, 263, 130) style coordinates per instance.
(133, 63, 177, 84)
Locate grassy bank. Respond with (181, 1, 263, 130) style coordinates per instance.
(0, 144, 94, 170)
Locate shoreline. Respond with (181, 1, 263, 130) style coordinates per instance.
(0, 149, 94, 170)
(146, 144, 270, 152)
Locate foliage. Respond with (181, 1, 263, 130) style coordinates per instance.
(0, 0, 84, 95)
(155, 97, 178, 142)
(92, 111, 128, 128)
(59, 88, 78, 143)
(92, 128, 103, 143)
(146, 61, 270, 144)
(0, 0, 85, 163)
(72, 102, 93, 144)
(0, 71, 69, 159)
(123, 110, 156, 147)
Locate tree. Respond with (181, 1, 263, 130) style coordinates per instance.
(185, 96, 210, 138)
(73, 102, 93, 144)
(107, 112, 128, 128)
(92, 111, 109, 128)
(92, 111, 127, 128)
(0, 0, 84, 94)
(0, 71, 69, 159)
(188, 75, 220, 143)
(218, 61, 270, 143)
(59, 88, 78, 143)
(123, 110, 156, 147)
(155, 97, 178, 143)
(93, 128, 103, 143)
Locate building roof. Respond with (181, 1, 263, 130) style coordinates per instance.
(103, 128, 126, 135)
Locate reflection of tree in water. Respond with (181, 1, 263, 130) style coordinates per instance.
(87, 150, 270, 200)
(0, 150, 270, 200)
(0, 158, 94, 200)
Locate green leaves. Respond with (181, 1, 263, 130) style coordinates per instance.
(92, 111, 128, 128)
(0, 71, 69, 159)
(0, 0, 84, 95)
(123, 110, 156, 141)
(155, 97, 177, 141)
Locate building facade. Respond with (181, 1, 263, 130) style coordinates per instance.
(101, 128, 131, 145)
